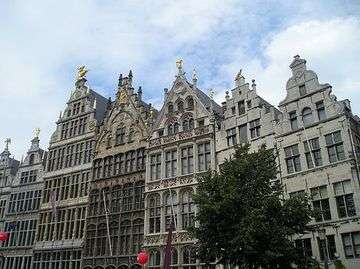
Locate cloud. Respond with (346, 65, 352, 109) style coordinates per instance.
(0, 1, 360, 159)
(216, 17, 360, 111)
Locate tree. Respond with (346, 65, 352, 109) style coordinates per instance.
(191, 145, 313, 268)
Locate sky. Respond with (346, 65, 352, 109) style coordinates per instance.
(1, 0, 360, 159)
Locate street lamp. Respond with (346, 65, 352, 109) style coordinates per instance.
(318, 228, 329, 269)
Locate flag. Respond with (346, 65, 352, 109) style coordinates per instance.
(163, 219, 174, 269)
(49, 190, 58, 220)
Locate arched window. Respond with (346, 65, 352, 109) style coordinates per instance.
(119, 220, 131, 255)
(164, 191, 177, 231)
(168, 124, 174, 135)
(149, 249, 161, 269)
(29, 154, 35, 165)
(182, 247, 197, 269)
(110, 221, 119, 256)
(149, 194, 161, 233)
(177, 101, 184, 111)
(302, 107, 313, 127)
(187, 98, 194, 110)
(189, 118, 194, 130)
(96, 223, 107, 256)
(168, 103, 174, 113)
(181, 190, 195, 230)
(132, 219, 144, 253)
(85, 224, 96, 256)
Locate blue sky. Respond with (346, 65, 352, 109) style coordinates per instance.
(1, 0, 360, 158)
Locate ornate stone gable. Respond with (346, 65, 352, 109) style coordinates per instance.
(151, 74, 215, 138)
(94, 73, 156, 156)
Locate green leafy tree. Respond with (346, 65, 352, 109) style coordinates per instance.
(191, 145, 313, 268)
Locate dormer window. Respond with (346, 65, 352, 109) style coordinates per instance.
(302, 107, 313, 127)
(299, 84, 306, 96)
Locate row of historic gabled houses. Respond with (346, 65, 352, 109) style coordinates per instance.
(0, 55, 360, 269)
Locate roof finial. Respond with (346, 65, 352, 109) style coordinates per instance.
(176, 59, 184, 75)
(4, 138, 11, 151)
(294, 54, 300, 59)
(77, 65, 88, 81)
(235, 69, 245, 87)
(251, 79, 256, 91)
(118, 74, 123, 88)
(192, 68, 198, 86)
(34, 128, 41, 138)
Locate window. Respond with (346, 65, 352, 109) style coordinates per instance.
(150, 153, 162, 180)
(247, 100, 252, 109)
(168, 123, 179, 135)
(181, 146, 194, 175)
(284, 144, 301, 174)
(317, 235, 337, 260)
(85, 224, 96, 256)
(226, 128, 237, 147)
(239, 124, 248, 144)
(164, 191, 177, 231)
(122, 183, 133, 211)
(302, 107, 313, 126)
(289, 111, 298, 130)
(177, 101, 184, 111)
(342, 232, 360, 258)
(316, 101, 326, 121)
(304, 138, 322, 168)
(183, 118, 194, 132)
(128, 128, 135, 143)
(110, 221, 119, 255)
(134, 181, 144, 210)
(132, 219, 144, 253)
(165, 150, 177, 178)
(231, 107, 236, 115)
(238, 100, 245, 115)
(29, 154, 35, 165)
(325, 131, 345, 163)
(96, 223, 107, 256)
(119, 220, 131, 255)
(333, 180, 356, 218)
(149, 250, 161, 269)
(295, 238, 313, 262)
(187, 98, 194, 110)
(168, 103, 174, 113)
(310, 185, 331, 222)
(115, 127, 126, 145)
(149, 195, 161, 234)
(181, 191, 195, 229)
(249, 119, 260, 139)
(182, 247, 197, 269)
(299, 84, 306, 96)
(198, 142, 211, 172)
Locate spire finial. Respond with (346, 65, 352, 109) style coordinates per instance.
(4, 138, 11, 151)
(118, 73, 123, 88)
(34, 128, 41, 138)
(251, 79, 256, 91)
(208, 88, 215, 100)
